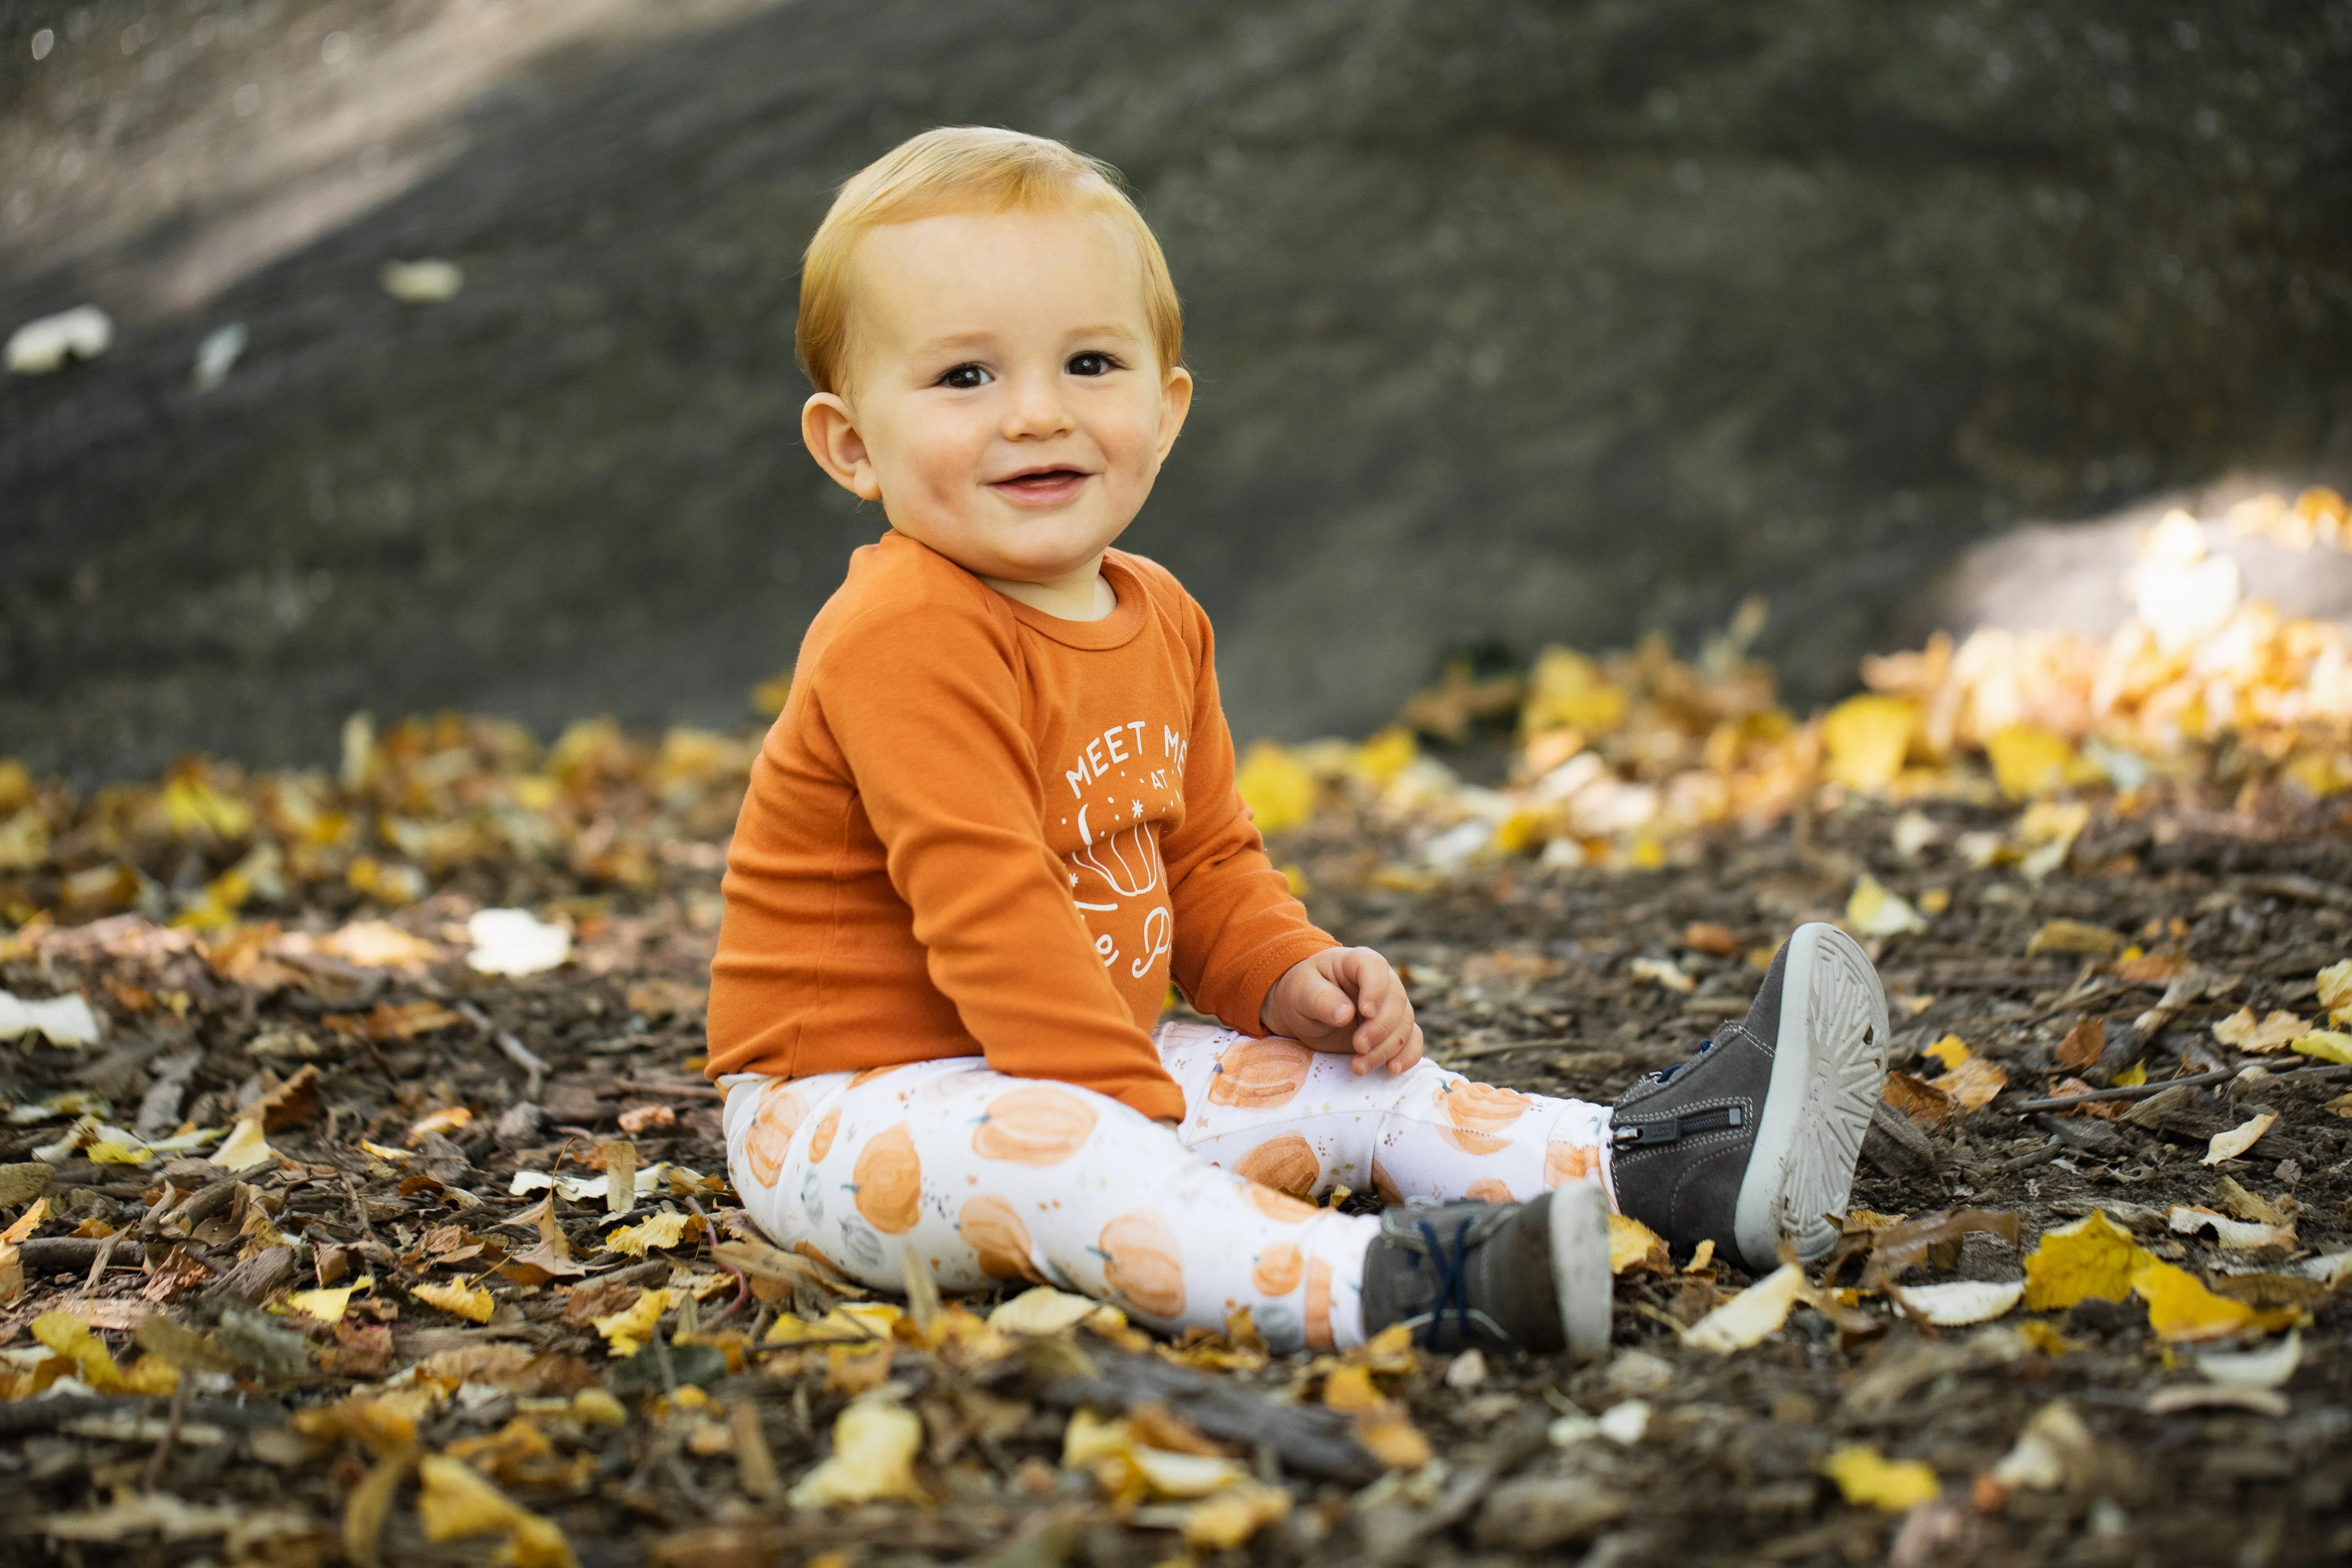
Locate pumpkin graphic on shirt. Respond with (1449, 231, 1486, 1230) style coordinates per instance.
(743, 1081, 810, 1189)
(808, 1109, 841, 1163)
(1544, 1139, 1599, 1187)
(1243, 1182, 1318, 1223)
(1097, 1210, 1186, 1318)
(1304, 1257, 1335, 1349)
(1465, 1177, 1515, 1204)
(851, 1122, 922, 1233)
(1232, 1133, 1320, 1197)
(970, 1085, 1098, 1167)
(1433, 1080, 1532, 1156)
(1251, 1240, 1305, 1296)
(959, 1194, 1044, 1282)
(1206, 1037, 1315, 1109)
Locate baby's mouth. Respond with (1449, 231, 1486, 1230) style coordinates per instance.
(991, 468, 1091, 500)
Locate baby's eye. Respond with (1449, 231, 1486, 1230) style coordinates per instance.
(938, 363, 990, 389)
(1066, 352, 1119, 377)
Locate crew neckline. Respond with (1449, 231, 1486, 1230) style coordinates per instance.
(999, 551, 1148, 650)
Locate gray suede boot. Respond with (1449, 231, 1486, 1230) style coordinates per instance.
(1610, 923, 1889, 1271)
(1359, 1182, 1611, 1361)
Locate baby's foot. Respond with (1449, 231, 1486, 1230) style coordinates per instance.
(1359, 1181, 1610, 1361)
(1609, 922, 1890, 1271)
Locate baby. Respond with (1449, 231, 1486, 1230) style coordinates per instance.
(706, 126, 1892, 1357)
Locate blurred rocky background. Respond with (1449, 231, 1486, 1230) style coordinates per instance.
(3, 0, 2348, 782)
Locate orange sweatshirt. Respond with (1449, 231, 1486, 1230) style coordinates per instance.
(705, 531, 1336, 1121)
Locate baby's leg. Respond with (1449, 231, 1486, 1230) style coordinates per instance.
(1152, 1023, 1613, 1207)
(721, 1059, 1380, 1350)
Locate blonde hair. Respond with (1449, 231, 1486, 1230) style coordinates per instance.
(797, 126, 1183, 396)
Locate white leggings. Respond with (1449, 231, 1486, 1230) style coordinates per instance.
(721, 1023, 1613, 1350)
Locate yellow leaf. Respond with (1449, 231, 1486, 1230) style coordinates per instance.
(359, 1139, 413, 1163)
(85, 1140, 153, 1166)
(32, 1311, 124, 1392)
(1684, 1263, 1805, 1353)
(1923, 1035, 1970, 1070)
(412, 1278, 495, 1324)
(789, 1395, 925, 1506)
(407, 1106, 473, 1143)
(2289, 1031, 2352, 1066)
(2316, 960, 2352, 1013)
(1846, 875, 1927, 937)
(211, 1116, 274, 1172)
(1235, 743, 1317, 834)
(1351, 1405, 1433, 1471)
(1985, 725, 2097, 799)
(1821, 1444, 1941, 1512)
(1183, 1480, 1293, 1550)
(1821, 696, 1918, 791)
(1521, 648, 1627, 736)
(1928, 1056, 2008, 1113)
(3, 1198, 48, 1244)
(1607, 1213, 1669, 1275)
(417, 1455, 576, 1568)
(2021, 1211, 2150, 1312)
(2204, 1111, 2278, 1164)
(592, 1287, 676, 1356)
(602, 1210, 694, 1257)
(2129, 1258, 2258, 1343)
(2026, 918, 2124, 956)
(2112, 1061, 2147, 1089)
(1351, 727, 1419, 788)
(286, 1274, 373, 1324)
(2015, 1320, 2081, 1357)
(1321, 1364, 1383, 1412)
(2212, 1008, 2308, 1053)
(986, 1287, 1099, 1336)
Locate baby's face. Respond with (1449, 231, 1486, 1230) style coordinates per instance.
(805, 206, 1192, 586)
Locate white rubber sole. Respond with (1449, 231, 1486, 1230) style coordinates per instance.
(1731, 923, 1890, 1271)
(1548, 1179, 1612, 1363)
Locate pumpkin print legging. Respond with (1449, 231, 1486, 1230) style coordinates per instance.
(720, 1022, 1613, 1351)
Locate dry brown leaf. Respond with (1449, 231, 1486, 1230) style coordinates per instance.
(2055, 1016, 2105, 1071)
(1881, 1071, 1955, 1128)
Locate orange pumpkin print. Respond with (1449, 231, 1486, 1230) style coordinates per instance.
(1304, 1258, 1334, 1349)
(1207, 1036, 1315, 1109)
(1544, 1139, 1598, 1187)
(971, 1086, 1098, 1167)
(1370, 1159, 1404, 1206)
(1465, 1177, 1515, 1204)
(1252, 1241, 1305, 1296)
(1434, 1080, 1531, 1156)
(808, 1109, 840, 1163)
(852, 1122, 922, 1234)
(1244, 1182, 1318, 1223)
(1232, 1133, 1321, 1197)
(1098, 1211, 1186, 1318)
(959, 1194, 1044, 1283)
(743, 1081, 809, 1189)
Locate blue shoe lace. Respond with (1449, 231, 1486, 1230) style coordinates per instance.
(1652, 1036, 1715, 1085)
(1410, 1216, 1475, 1348)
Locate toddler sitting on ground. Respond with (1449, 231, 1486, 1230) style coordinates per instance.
(706, 126, 1891, 1357)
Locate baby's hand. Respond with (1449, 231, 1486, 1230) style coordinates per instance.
(1261, 948, 1424, 1076)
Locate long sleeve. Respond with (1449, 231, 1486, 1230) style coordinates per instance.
(1160, 603, 1339, 1035)
(813, 603, 1185, 1121)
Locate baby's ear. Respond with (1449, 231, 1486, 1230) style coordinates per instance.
(1154, 365, 1195, 461)
(802, 393, 881, 500)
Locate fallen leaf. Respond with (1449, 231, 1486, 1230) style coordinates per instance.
(788, 1395, 925, 1506)
(1183, 1480, 1293, 1550)
(988, 1287, 1103, 1336)
(287, 1275, 375, 1324)
(1987, 1400, 2097, 1492)
(411, 1279, 496, 1324)
(324, 1000, 463, 1042)
(2212, 1008, 2308, 1053)
(2289, 1030, 2352, 1065)
(1987, 727, 2098, 799)
(1929, 1056, 2008, 1112)
(1821, 696, 1918, 791)
(2167, 1205, 2294, 1251)
(1923, 1035, 1971, 1071)
(1893, 1279, 2023, 1325)
(1679, 921, 1738, 958)
(603, 1210, 697, 1257)
(1627, 956, 1694, 993)
(2203, 1112, 2277, 1165)
(2021, 1211, 2148, 1312)
(592, 1287, 676, 1356)
(1607, 1213, 1669, 1275)
(1862, 1208, 2019, 1286)
(0, 988, 102, 1046)
(406, 1106, 474, 1144)
(2145, 1383, 2289, 1417)
(617, 1103, 675, 1135)
(2130, 1258, 2262, 1342)
(2027, 919, 2123, 957)
(2056, 1016, 2106, 1071)
(416, 1454, 574, 1568)
(33, 1310, 126, 1392)
(1684, 1263, 1806, 1353)
(1846, 875, 1927, 938)
(1882, 1073, 1955, 1128)
(2317, 959, 2352, 1016)
(467, 909, 571, 977)
(1821, 1444, 1940, 1512)
(211, 1117, 275, 1172)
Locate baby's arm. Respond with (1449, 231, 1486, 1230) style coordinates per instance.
(817, 604, 1184, 1122)
(1261, 947, 1425, 1077)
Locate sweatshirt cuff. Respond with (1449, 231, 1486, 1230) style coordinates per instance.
(1221, 930, 1343, 1039)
